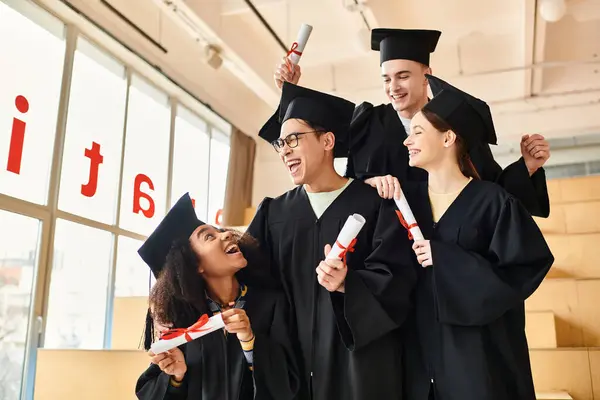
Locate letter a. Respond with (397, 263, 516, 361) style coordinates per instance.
(133, 174, 155, 218)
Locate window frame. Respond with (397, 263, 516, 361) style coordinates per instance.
(0, 0, 232, 398)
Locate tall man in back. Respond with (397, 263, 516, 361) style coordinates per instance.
(267, 29, 551, 217)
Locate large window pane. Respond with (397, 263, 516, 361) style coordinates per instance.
(171, 106, 210, 221)
(58, 38, 127, 223)
(0, 1, 65, 204)
(119, 75, 170, 235)
(0, 210, 40, 400)
(208, 132, 231, 226)
(44, 220, 113, 349)
(114, 236, 152, 297)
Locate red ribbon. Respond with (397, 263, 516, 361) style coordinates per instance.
(285, 42, 302, 73)
(396, 210, 418, 240)
(160, 314, 210, 342)
(336, 238, 357, 266)
(286, 42, 303, 58)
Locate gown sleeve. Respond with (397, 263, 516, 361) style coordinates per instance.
(332, 199, 418, 350)
(135, 359, 187, 400)
(430, 196, 554, 327)
(469, 142, 550, 218)
(253, 294, 300, 400)
(346, 102, 376, 180)
(239, 197, 281, 290)
(496, 158, 550, 218)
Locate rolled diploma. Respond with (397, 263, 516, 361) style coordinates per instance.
(287, 24, 313, 65)
(150, 314, 225, 354)
(394, 190, 424, 241)
(326, 214, 366, 260)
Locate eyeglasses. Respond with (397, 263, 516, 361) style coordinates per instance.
(271, 130, 324, 152)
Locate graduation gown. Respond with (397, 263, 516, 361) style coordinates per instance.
(135, 288, 299, 400)
(244, 179, 417, 400)
(348, 102, 550, 217)
(401, 180, 554, 400)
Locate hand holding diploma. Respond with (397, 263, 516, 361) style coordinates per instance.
(326, 214, 366, 262)
(149, 347, 187, 381)
(150, 313, 225, 355)
(394, 191, 424, 241)
(317, 213, 366, 293)
(318, 244, 348, 293)
(274, 24, 312, 89)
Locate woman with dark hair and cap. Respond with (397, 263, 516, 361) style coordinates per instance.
(399, 75, 554, 400)
(135, 193, 299, 400)
(244, 82, 416, 400)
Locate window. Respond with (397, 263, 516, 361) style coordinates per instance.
(207, 131, 231, 226)
(114, 235, 152, 298)
(0, 0, 233, 392)
(0, 0, 65, 205)
(58, 37, 127, 223)
(44, 220, 113, 349)
(171, 106, 210, 221)
(0, 210, 40, 400)
(118, 75, 170, 235)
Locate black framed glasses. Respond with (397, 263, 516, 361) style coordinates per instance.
(271, 130, 324, 152)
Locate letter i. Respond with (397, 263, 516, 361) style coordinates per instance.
(7, 95, 29, 174)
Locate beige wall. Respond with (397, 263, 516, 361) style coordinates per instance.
(34, 349, 149, 400)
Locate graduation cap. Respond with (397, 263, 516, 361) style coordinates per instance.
(258, 82, 356, 158)
(371, 28, 441, 66)
(138, 193, 205, 278)
(422, 74, 497, 148)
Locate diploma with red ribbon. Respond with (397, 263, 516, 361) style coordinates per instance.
(326, 214, 366, 265)
(286, 24, 313, 65)
(394, 190, 424, 241)
(150, 313, 225, 354)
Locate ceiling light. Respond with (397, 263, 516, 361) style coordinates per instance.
(539, 0, 567, 22)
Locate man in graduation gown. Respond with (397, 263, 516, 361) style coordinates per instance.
(268, 29, 551, 218)
(401, 75, 554, 399)
(242, 82, 417, 400)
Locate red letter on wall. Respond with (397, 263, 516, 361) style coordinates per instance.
(7, 95, 29, 174)
(133, 174, 155, 218)
(81, 142, 104, 197)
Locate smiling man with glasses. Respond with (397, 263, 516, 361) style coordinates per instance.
(240, 81, 417, 400)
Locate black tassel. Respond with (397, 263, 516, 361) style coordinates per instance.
(142, 308, 154, 351)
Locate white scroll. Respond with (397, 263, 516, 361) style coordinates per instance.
(287, 24, 313, 65)
(326, 214, 366, 261)
(394, 190, 424, 241)
(150, 314, 225, 354)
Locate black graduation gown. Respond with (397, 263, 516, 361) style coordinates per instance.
(244, 179, 417, 400)
(135, 288, 299, 400)
(401, 180, 554, 400)
(348, 102, 550, 217)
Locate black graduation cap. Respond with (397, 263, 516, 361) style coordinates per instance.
(371, 28, 441, 66)
(258, 82, 356, 158)
(138, 193, 205, 278)
(422, 74, 497, 148)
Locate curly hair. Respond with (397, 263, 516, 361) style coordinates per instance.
(142, 228, 266, 350)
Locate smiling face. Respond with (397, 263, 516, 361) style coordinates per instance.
(381, 59, 430, 117)
(403, 110, 457, 169)
(188, 225, 247, 278)
(278, 118, 335, 186)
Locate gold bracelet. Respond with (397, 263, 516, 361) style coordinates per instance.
(240, 335, 255, 351)
(170, 376, 184, 387)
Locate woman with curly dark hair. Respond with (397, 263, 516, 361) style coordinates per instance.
(135, 193, 299, 400)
